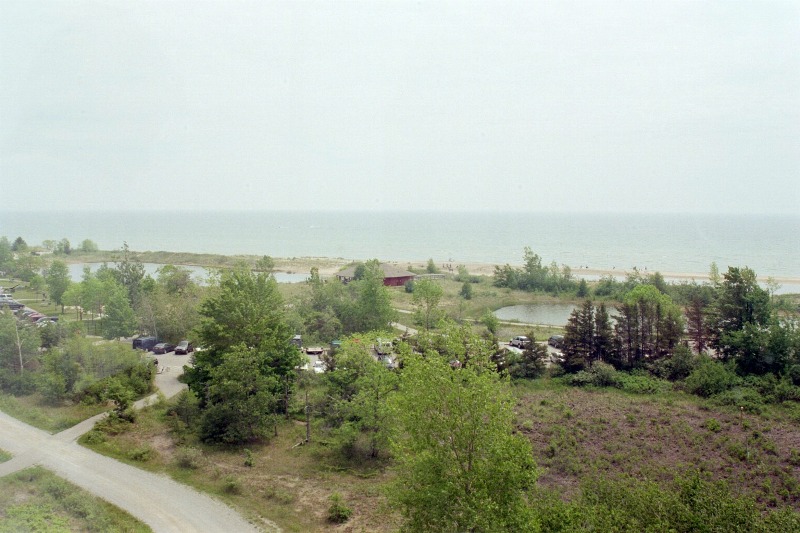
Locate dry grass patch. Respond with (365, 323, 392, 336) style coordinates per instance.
(514, 380, 800, 511)
(83, 405, 401, 532)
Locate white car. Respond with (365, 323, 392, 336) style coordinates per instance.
(510, 336, 531, 348)
(312, 360, 326, 374)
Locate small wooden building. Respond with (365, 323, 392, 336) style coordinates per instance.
(336, 262, 416, 287)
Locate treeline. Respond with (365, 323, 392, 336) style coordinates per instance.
(494, 247, 576, 294)
(557, 265, 800, 413)
(0, 313, 154, 414)
(0, 236, 98, 283)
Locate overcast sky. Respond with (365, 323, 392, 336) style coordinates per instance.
(1, 1, 798, 214)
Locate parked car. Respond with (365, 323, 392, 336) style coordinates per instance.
(510, 336, 531, 348)
(152, 342, 176, 354)
(34, 316, 58, 326)
(548, 335, 564, 349)
(27, 312, 46, 323)
(375, 338, 393, 355)
(132, 336, 160, 351)
(174, 340, 194, 354)
(0, 299, 24, 310)
(312, 360, 326, 374)
(291, 334, 302, 349)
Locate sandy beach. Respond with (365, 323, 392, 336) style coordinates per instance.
(273, 257, 800, 286)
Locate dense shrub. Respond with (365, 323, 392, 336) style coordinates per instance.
(327, 493, 353, 524)
(0, 369, 37, 395)
(650, 344, 697, 381)
(684, 357, 741, 398)
(175, 446, 203, 469)
(789, 364, 800, 386)
(166, 390, 201, 429)
(567, 362, 622, 388)
(711, 387, 766, 414)
(617, 371, 672, 395)
(530, 472, 800, 532)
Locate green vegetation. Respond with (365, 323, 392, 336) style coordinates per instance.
(2, 235, 799, 531)
(390, 340, 537, 532)
(494, 246, 576, 295)
(0, 467, 150, 532)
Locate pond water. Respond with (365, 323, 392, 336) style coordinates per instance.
(66, 263, 309, 284)
(494, 303, 579, 326)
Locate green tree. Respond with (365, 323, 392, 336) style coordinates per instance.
(255, 255, 275, 273)
(711, 267, 771, 362)
(0, 236, 13, 271)
(507, 331, 548, 379)
(460, 281, 473, 300)
(649, 271, 668, 294)
(11, 236, 27, 252)
(425, 258, 439, 274)
(613, 285, 684, 368)
(55, 238, 71, 255)
(576, 278, 589, 298)
(593, 302, 614, 363)
(709, 261, 721, 285)
(0, 312, 40, 376)
(324, 333, 398, 458)
(156, 264, 194, 295)
(480, 309, 499, 335)
(113, 242, 148, 308)
(685, 283, 714, 354)
(44, 260, 71, 313)
(102, 284, 137, 339)
(80, 239, 98, 252)
(389, 350, 538, 532)
(199, 344, 280, 443)
(562, 300, 595, 372)
(185, 266, 301, 417)
(133, 264, 203, 340)
(412, 279, 444, 330)
(347, 260, 395, 333)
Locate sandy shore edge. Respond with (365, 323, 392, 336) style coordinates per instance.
(274, 257, 800, 285)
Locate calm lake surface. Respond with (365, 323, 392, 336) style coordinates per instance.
(66, 263, 309, 284)
(494, 303, 579, 326)
(3, 211, 799, 279)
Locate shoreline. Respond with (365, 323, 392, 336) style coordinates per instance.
(56, 251, 800, 286)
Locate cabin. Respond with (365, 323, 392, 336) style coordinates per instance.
(336, 262, 416, 287)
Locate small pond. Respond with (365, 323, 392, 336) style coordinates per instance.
(494, 303, 578, 326)
(66, 263, 309, 284)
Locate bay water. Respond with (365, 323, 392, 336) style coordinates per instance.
(2, 211, 798, 280)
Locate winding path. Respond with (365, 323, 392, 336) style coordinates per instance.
(0, 352, 275, 533)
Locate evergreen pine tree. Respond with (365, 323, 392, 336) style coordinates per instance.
(562, 300, 594, 372)
(593, 302, 613, 363)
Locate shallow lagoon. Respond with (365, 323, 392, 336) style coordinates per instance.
(66, 263, 309, 284)
(494, 303, 579, 327)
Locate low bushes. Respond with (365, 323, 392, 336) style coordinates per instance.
(531, 472, 800, 532)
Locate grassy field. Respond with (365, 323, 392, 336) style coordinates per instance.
(0, 467, 151, 532)
(515, 380, 800, 510)
(0, 393, 109, 433)
(80, 379, 800, 531)
(81, 402, 402, 532)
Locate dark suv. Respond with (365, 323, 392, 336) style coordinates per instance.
(132, 336, 160, 351)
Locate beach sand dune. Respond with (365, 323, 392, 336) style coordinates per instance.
(276, 257, 800, 286)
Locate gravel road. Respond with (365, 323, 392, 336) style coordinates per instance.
(0, 350, 278, 533)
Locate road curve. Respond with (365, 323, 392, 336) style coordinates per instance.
(0, 352, 276, 533)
